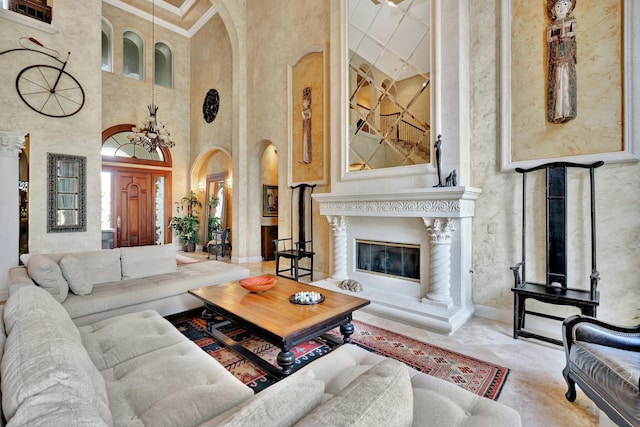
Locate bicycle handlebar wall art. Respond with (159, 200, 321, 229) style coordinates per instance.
(1, 37, 85, 118)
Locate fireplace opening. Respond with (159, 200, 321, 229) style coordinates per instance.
(356, 240, 420, 281)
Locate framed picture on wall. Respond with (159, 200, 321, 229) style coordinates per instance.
(263, 185, 278, 217)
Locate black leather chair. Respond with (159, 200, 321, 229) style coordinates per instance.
(562, 315, 640, 427)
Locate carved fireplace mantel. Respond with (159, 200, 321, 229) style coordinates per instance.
(313, 187, 481, 218)
(312, 186, 482, 335)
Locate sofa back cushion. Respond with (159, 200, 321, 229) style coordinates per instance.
(26, 254, 69, 303)
(296, 358, 413, 427)
(120, 244, 177, 279)
(1, 286, 112, 426)
(70, 249, 122, 285)
(202, 370, 325, 427)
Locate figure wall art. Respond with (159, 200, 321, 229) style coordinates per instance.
(288, 46, 327, 186)
(500, 0, 638, 170)
(547, 0, 577, 124)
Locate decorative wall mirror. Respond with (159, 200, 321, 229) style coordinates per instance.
(205, 173, 227, 243)
(347, 0, 431, 172)
(47, 153, 87, 233)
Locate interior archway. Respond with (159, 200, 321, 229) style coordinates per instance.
(191, 148, 233, 254)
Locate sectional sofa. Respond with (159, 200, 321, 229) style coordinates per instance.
(1, 245, 522, 426)
(9, 244, 250, 325)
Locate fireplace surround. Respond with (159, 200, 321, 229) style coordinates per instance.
(312, 186, 481, 334)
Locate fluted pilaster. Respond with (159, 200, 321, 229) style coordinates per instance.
(0, 131, 26, 299)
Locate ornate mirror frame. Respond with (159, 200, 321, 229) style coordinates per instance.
(47, 152, 87, 233)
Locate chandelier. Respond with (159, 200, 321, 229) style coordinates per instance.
(128, 0, 174, 152)
(129, 104, 174, 152)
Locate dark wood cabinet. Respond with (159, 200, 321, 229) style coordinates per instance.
(261, 226, 278, 261)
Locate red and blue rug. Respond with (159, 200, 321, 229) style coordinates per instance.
(167, 310, 510, 400)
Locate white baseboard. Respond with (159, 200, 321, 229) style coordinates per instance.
(473, 303, 564, 342)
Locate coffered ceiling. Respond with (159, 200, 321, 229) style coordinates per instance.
(103, 0, 217, 37)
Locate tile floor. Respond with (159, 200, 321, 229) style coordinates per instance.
(180, 251, 615, 427)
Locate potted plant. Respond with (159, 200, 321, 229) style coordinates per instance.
(169, 191, 202, 252)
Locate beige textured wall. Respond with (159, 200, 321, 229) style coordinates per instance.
(246, 0, 332, 273)
(0, 0, 102, 253)
(469, 0, 640, 324)
(190, 14, 233, 164)
(510, 0, 623, 162)
(102, 3, 191, 214)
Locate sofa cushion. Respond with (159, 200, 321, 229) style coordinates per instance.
(570, 341, 640, 423)
(1, 286, 112, 426)
(71, 248, 122, 285)
(79, 310, 253, 427)
(21, 249, 122, 286)
(202, 370, 325, 427)
(62, 260, 250, 320)
(299, 344, 522, 427)
(3, 283, 80, 342)
(59, 254, 93, 295)
(296, 358, 413, 427)
(120, 244, 177, 280)
(26, 254, 69, 302)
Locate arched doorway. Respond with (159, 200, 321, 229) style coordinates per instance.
(101, 124, 173, 248)
(191, 148, 232, 254)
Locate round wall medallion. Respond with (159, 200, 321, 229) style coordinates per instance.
(203, 89, 219, 123)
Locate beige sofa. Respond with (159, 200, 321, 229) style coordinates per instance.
(0, 282, 522, 426)
(9, 245, 250, 325)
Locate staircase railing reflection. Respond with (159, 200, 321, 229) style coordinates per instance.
(354, 104, 430, 156)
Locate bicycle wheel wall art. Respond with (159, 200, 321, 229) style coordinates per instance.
(1, 37, 85, 118)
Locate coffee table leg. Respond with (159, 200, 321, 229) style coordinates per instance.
(340, 322, 355, 343)
(201, 308, 214, 331)
(277, 350, 295, 375)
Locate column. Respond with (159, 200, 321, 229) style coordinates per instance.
(327, 215, 348, 281)
(0, 131, 26, 300)
(422, 218, 455, 308)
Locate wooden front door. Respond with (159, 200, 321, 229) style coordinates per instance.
(115, 170, 154, 247)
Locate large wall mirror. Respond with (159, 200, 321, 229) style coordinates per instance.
(347, 0, 431, 172)
(47, 153, 87, 233)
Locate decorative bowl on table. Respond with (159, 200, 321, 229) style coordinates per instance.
(238, 276, 277, 293)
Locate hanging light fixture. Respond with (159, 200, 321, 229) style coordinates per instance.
(128, 0, 175, 152)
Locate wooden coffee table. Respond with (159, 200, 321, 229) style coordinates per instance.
(188, 274, 370, 377)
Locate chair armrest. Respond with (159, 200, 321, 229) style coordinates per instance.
(510, 262, 524, 287)
(274, 238, 293, 251)
(589, 270, 600, 300)
(563, 314, 640, 353)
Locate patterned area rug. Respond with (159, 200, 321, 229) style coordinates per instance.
(166, 310, 510, 400)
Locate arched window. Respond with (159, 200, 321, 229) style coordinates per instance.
(101, 19, 113, 72)
(123, 31, 144, 81)
(155, 42, 173, 89)
(101, 124, 171, 164)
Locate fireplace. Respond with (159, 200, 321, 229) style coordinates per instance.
(356, 240, 420, 281)
(312, 187, 481, 334)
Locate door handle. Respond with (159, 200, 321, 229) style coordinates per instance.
(116, 216, 121, 228)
